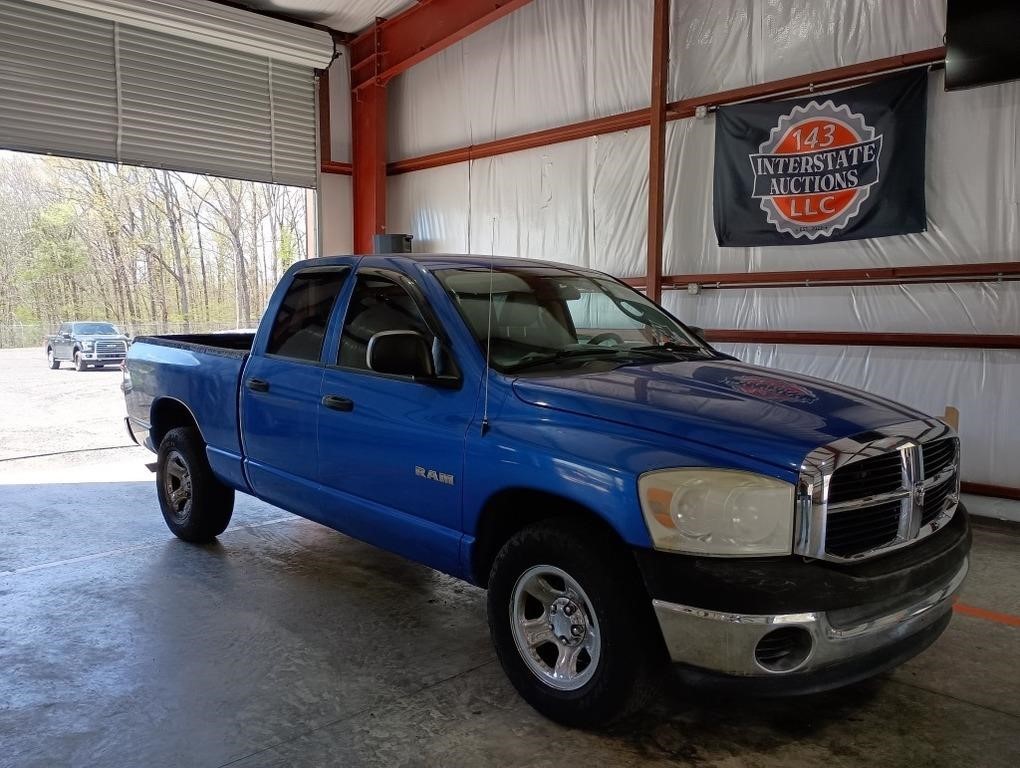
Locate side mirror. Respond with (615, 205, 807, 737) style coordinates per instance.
(367, 331, 435, 378)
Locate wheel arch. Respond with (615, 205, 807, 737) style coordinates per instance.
(469, 487, 631, 586)
(150, 398, 205, 449)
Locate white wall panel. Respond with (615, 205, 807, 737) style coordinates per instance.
(469, 141, 592, 264)
(759, 0, 944, 82)
(663, 117, 724, 275)
(387, 163, 470, 252)
(389, 131, 650, 273)
(661, 282, 1020, 334)
(591, 0, 652, 117)
(388, 0, 653, 161)
(670, 0, 756, 100)
(320, 173, 353, 255)
(592, 129, 648, 276)
(712, 343, 1017, 487)
(668, 0, 944, 101)
(328, 51, 352, 163)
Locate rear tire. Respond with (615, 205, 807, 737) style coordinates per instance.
(47, 348, 59, 369)
(74, 352, 86, 371)
(487, 518, 664, 728)
(156, 426, 234, 542)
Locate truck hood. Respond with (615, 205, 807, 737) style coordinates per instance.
(76, 334, 129, 341)
(511, 359, 927, 473)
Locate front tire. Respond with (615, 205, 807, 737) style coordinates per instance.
(74, 352, 86, 371)
(47, 348, 59, 369)
(156, 426, 234, 542)
(487, 519, 664, 727)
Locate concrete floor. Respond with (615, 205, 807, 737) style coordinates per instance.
(1, 346, 1018, 767)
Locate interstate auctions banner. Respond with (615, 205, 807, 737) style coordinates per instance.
(713, 70, 927, 246)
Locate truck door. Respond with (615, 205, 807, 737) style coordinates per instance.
(240, 265, 351, 512)
(316, 267, 473, 573)
(55, 324, 71, 358)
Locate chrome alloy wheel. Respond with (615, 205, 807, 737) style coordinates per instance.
(510, 565, 601, 690)
(163, 449, 193, 520)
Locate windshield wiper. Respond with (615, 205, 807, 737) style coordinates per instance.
(504, 346, 621, 372)
(630, 341, 703, 353)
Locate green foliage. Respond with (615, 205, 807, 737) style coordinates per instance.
(279, 226, 297, 269)
(0, 154, 310, 346)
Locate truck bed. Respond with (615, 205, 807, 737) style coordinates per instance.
(133, 332, 255, 355)
(125, 333, 255, 490)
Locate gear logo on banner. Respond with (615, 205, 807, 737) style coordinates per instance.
(749, 101, 883, 239)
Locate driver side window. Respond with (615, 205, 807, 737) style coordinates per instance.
(338, 274, 432, 370)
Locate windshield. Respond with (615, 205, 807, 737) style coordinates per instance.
(73, 322, 120, 335)
(435, 266, 709, 373)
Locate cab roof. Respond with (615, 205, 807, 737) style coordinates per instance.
(292, 254, 601, 273)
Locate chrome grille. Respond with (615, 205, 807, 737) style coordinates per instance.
(922, 438, 957, 480)
(921, 474, 956, 527)
(95, 340, 127, 357)
(796, 419, 961, 563)
(827, 452, 903, 504)
(824, 500, 902, 558)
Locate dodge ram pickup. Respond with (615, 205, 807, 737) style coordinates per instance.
(46, 321, 130, 370)
(122, 255, 970, 726)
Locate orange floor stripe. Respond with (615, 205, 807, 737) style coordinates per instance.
(953, 602, 1020, 628)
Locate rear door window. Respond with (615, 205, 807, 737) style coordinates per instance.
(266, 269, 349, 362)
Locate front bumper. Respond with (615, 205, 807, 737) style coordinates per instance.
(653, 557, 965, 689)
(640, 504, 971, 693)
(81, 351, 126, 363)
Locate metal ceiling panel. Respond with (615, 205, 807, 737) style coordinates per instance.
(236, 0, 416, 34)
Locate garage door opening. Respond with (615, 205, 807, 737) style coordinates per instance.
(0, 150, 316, 349)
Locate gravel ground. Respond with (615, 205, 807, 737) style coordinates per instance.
(0, 346, 131, 461)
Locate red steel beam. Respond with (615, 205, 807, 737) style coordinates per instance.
(388, 108, 650, 174)
(322, 160, 353, 175)
(386, 47, 945, 175)
(961, 482, 1020, 501)
(701, 330, 1020, 350)
(349, 0, 536, 92)
(318, 68, 331, 165)
(646, 0, 669, 304)
(621, 261, 1020, 291)
(352, 80, 387, 253)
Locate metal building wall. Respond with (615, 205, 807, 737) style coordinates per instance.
(381, 0, 1019, 489)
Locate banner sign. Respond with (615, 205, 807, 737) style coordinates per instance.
(713, 70, 928, 247)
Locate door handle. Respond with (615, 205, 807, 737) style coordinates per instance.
(246, 378, 270, 393)
(321, 394, 354, 412)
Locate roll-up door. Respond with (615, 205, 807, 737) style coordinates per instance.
(0, 0, 327, 187)
(0, 2, 117, 162)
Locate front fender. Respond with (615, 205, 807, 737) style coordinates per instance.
(460, 395, 801, 580)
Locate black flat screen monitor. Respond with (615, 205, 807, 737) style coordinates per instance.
(945, 0, 1020, 90)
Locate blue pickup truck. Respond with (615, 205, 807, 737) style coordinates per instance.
(123, 254, 970, 726)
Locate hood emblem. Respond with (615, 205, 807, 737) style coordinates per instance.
(721, 375, 818, 404)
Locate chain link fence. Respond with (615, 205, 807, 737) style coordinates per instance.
(1, 321, 254, 350)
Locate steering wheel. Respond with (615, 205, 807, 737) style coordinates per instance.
(587, 332, 624, 347)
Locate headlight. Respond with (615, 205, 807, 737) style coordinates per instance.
(638, 469, 794, 556)
(82, 340, 94, 350)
